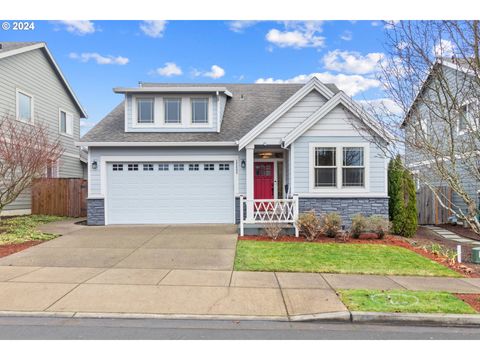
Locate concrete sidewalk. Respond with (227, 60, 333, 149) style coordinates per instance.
(0, 267, 479, 319)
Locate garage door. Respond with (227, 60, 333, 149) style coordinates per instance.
(106, 161, 235, 224)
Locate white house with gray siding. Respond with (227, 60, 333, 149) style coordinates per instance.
(0, 42, 88, 216)
(79, 77, 389, 232)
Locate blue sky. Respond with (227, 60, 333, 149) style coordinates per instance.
(3, 20, 393, 134)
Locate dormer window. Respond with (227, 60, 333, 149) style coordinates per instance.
(191, 98, 209, 124)
(137, 98, 154, 124)
(164, 98, 181, 124)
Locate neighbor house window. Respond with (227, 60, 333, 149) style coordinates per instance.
(313, 147, 336, 187)
(158, 164, 169, 171)
(45, 160, 58, 178)
(59, 110, 73, 136)
(137, 98, 154, 123)
(458, 103, 476, 133)
(164, 98, 181, 124)
(342, 147, 365, 187)
(17, 90, 33, 123)
(204, 163, 215, 171)
(191, 98, 209, 124)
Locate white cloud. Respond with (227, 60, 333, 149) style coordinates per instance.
(371, 21, 381, 27)
(340, 31, 353, 41)
(265, 21, 325, 49)
(69, 52, 129, 65)
(193, 65, 225, 79)
(140, 20, 167, 38)
(322, 50, 385, 74)
(228, 21, 259, 33)
(433, 39, 456, 57)
(358, 98, 403, 116)
(152, 62, 182, 77)
(56, 20, 95, 35)
(255, 73, 381, 96)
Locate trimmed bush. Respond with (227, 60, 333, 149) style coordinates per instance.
(321, 212, 342, 238)
(351, 213, 367, 239)
(296, 211, 322, 242)
(367, 215, 390, 239)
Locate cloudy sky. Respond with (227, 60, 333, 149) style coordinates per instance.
(4, 20, 398, 134)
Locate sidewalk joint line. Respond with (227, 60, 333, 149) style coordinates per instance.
(274, 272, 290, 321)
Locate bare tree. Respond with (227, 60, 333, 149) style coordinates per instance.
(350, 21, 480, 234)
(0, 114, 63, 217)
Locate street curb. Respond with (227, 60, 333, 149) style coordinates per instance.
(289, 311, 351, 322)
(0, 311, 75, 318)
(351, 311, 480, 327)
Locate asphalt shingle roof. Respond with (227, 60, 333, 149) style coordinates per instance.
(81, 83, 340, 143)
(0, 42, 42, 54)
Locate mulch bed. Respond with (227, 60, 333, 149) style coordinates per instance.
(239, 234, 479, 278)
(0, 241, 42, 258)
(438, 224, 480, 242)
(455, 294, 480, 312)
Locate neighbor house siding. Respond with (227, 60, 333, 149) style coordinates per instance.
(88, 146, 245, 197)
(0, 48, 84, 214)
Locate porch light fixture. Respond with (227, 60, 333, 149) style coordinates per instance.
(258, 152, 273, 159)
(241, 160, 246, 168)
(91, 160, 98, 170)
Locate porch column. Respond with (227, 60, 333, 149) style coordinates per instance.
(245, 144, 254, 221)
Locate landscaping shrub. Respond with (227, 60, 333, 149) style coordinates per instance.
(367, 215, 390, 239)
(263, 222, 284, 241)
(350, 213, 367, 238)
(321, 212, 342, 238)
(403, 169, 418, 238)
(296, 211, 322, 241)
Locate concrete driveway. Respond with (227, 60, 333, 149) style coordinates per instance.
(0, 224, 238, 270)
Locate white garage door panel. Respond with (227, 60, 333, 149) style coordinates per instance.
(107, 162, 234, 224)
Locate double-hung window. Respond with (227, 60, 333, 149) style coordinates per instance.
(164, 98, 181, 124)
(342, 147, 365, 187)
(313, 147, 337, 187)
(458, 102, 476, 133)
(59, 109, 73, 136)
(191, 98, 209, 124)
(137, 98, 154, 124)
(17, 90, 33, 123)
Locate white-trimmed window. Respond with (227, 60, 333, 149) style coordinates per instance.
(191, 98, 209, 124)
(189, 163, 200, 171)
(164, 98, 182, 124)
(174, 164, 184, 171)
(16, 89, 33, 123)
(45, 160, 59, 178)
(59, 109, 74, 136)
(143, 164, 154, 171)
(204, 163, 215, 171)
(342, 147, 365, 187)
(112, 164, 123, 171)
(137, 98, 154, 124)
(313, 147, 337, 187)
(158, 164, 169, 171)
(458, 102, 476, 133)
(128, 164, 139, 171)
(219, 163, 230, 171)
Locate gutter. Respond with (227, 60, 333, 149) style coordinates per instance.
(75, 141, 238, 147)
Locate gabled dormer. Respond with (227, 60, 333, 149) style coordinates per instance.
(114, 83, 232, 133)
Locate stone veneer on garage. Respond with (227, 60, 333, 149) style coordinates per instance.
(87, 198, 105, 225)
(299, 197, 389, 226)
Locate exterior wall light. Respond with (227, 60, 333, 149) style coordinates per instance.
(241, 160, 246, 169)
(91, 160, 98, 170)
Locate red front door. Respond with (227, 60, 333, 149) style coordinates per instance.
(254, 162, 274, 199)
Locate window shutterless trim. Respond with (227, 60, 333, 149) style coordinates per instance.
(136, 97, 155, 124)
(16, 88, 34, 124)
(164, 97, 182, 124)
(191, 97, 209, 124)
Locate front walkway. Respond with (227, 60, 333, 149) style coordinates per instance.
(425, 226, 480, 245)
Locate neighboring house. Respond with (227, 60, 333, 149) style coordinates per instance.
(403, 58, 478, 222)
(0, 42, 88, 216)
(79, 77, 389, 231)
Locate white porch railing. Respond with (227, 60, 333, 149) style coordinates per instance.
(239, 195, 299, 237)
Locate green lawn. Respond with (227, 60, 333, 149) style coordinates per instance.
(0, 215, 65, 245)
(339, 289, 476, 314)
(234, 241, 460, 277)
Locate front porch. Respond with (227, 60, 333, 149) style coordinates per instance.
(239, 145, 299, 237)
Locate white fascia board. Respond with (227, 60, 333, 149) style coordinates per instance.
(0, 43, 88, 118)
(238, 77, 335, 150)
(75, 141, 238, 147)
(113, 87, 230, 94)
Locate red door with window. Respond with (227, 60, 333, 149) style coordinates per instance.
(254, 162, 274, 199)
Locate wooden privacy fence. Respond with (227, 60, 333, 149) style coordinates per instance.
(416, 185, 453, 225)
(31, 178, 87, 217)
